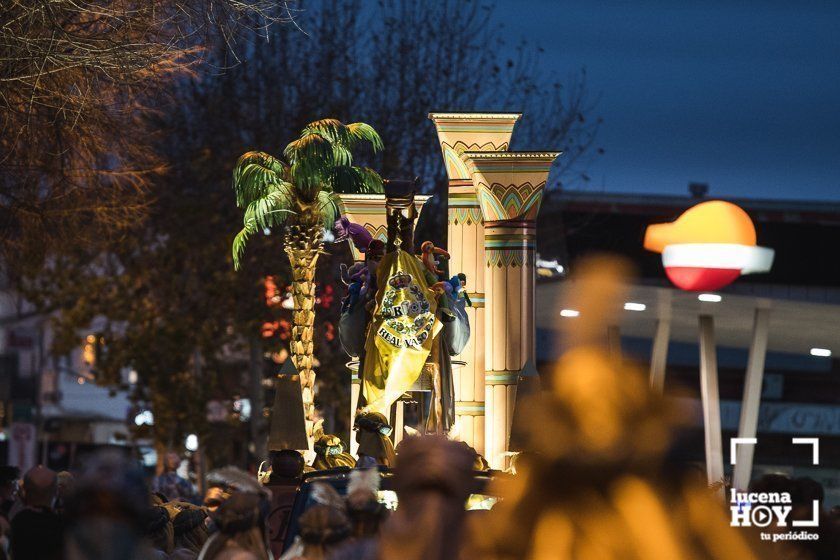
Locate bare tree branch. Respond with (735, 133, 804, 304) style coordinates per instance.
(0, 0, 293, 269)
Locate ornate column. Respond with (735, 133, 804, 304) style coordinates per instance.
(428, 112, 520, 455)
(463, 151, 559, 468)
(336, 192, 430, 456)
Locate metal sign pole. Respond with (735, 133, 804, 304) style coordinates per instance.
(698, 314, 725, 500)
(733, 307, 771, 490)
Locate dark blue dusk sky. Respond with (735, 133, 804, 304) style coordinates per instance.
(492, 0, 840, 200)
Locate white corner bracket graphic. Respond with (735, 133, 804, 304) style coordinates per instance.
(793, 500, 820, 528)
(792, 437, 820, 527)
(792, 437, 820, 465)
(730, 437, 757, 465)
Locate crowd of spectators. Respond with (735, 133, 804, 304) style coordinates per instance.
(4, 438, 840, 559)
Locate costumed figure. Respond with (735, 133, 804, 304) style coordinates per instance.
(311, 421, 356, 470)
(417, 240, 471, 434)
(454, 440, 491, 472)
(339, 179, 470, 440)
(354, 181, 469, 440)
(353, 412, 397, 468)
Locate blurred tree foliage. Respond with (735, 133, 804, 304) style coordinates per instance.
(13, 0, 601, 466)
(0, 0, 291, 269)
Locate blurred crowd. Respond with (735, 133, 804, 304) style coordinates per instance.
(4, 436, 840, 560)
(1, 258, 837, 559)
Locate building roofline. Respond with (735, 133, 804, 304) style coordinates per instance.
(546, 190, 840, 222)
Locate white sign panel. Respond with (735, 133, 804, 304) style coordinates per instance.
(8, 422, 37, 473)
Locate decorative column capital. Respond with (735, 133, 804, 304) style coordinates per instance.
(428, 112, 521, 181)
(463, 152, 560, 224)
(336, 193, 431, 261)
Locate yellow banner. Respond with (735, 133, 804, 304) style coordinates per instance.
(362, 249, 441, 415)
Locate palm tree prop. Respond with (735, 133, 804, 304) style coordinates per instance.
(232, 119, 383, 440)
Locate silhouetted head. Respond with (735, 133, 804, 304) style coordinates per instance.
(63, 450, 151, 560)
(299, 503, 351, 547)
(164, 452, 181, 473)
(212, 492, 264, 535)
(22, 465, 57, 508)
(269, 449, 304, 480)
(201, 491, 270, 560)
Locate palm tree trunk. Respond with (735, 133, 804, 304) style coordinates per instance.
(285, 222, 322, 444)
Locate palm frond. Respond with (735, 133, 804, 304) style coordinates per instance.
(346, 122, 384, 152)
(232, 222, 256, 270)
(316, 191, 341, 229)
(249, 186, 297, 230)
(331, 144, 353, 169)
(301, 118, 354, 146)
(232, 151, 290, 208)
(330, 166, 384, 194)
(284, 133, 333, 165)
(289, 163, 326, 203)
(303, 119, 383, 153)
(232, 186, 296, 269)
(285, 133, 334, 201)
(233, 151, 288, 183)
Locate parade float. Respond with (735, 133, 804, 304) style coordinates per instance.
(232, 114, 560, 468)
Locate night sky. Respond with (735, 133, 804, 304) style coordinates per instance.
(493, 0, 840, 200)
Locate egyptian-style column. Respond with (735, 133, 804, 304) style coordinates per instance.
(336, 191, 430, 455)
(463, 151, 559, 468)
(428, 113, 520, 455)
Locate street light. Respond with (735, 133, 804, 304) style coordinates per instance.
(134, 410, 154, 426)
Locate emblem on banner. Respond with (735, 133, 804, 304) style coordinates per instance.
(378, 272, 434, 349)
